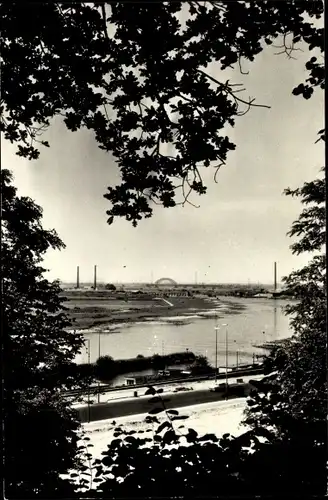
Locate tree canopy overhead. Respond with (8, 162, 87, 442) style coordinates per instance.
(1, 1, 324, 225)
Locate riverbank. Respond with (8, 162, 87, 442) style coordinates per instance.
(65, 295, 246, 331)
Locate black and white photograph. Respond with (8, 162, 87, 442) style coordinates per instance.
(1, 1, 326, 498)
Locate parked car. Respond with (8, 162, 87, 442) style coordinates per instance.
(210, 383, 245, 397)
(209, 384, 226, 393)
(174, 386, 193, 392)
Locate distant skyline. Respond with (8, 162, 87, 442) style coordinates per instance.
(60, 271, 283, 287)
(60, 279, 283, 286)
(3, 28, 323, 285)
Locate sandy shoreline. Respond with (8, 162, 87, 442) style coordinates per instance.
(66, 296, 246, 332)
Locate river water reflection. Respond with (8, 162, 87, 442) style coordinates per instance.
(75, 298, 292, 369)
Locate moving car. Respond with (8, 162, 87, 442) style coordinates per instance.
(209, 383, 246, 397)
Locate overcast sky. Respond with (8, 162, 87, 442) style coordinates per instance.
(3, 29, 323, 285)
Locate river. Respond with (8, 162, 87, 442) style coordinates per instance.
(75, 297, 293, 371)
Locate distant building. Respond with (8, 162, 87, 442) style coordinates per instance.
(148, 289, 191, 298)
(125, 375, 148, 386)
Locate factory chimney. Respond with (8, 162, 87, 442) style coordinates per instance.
(76, 266, 80, 289)
(94, 265, 97, 290)
(274, 261, 277, 292)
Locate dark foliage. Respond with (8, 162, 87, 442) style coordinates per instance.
(2, 170, 88, 498)
(242, 168, 326, 491)
(104, 283, 116, 290)
(1, 2, 324, 225)
(73, 382, 326, 497)
(94, 351, 197, 380)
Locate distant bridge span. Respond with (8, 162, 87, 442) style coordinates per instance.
(154, 277, 178, 286)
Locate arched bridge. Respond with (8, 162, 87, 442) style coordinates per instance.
(154, 277, 178, 286)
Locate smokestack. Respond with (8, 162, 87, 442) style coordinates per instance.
(274, 262, 277, 292)
(76, 266, 80, 289)
(94, 265, 97, 290)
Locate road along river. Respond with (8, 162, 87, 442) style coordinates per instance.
(75, 297, 292, 378)
(75, 375, 261, 423)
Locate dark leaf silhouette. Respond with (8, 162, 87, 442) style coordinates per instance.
(145, 386, 157, 396)
(156, 421, 171, 434)
(167, 409, 179, 416)
(198, 434, 219, 442)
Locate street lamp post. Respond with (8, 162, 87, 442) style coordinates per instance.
(233, 340, 238, 370)
(97, 332, 101, 403)
(214, 326, 220, 383)
(222, 323, 228, 398)
(86, 339, 91, 423)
